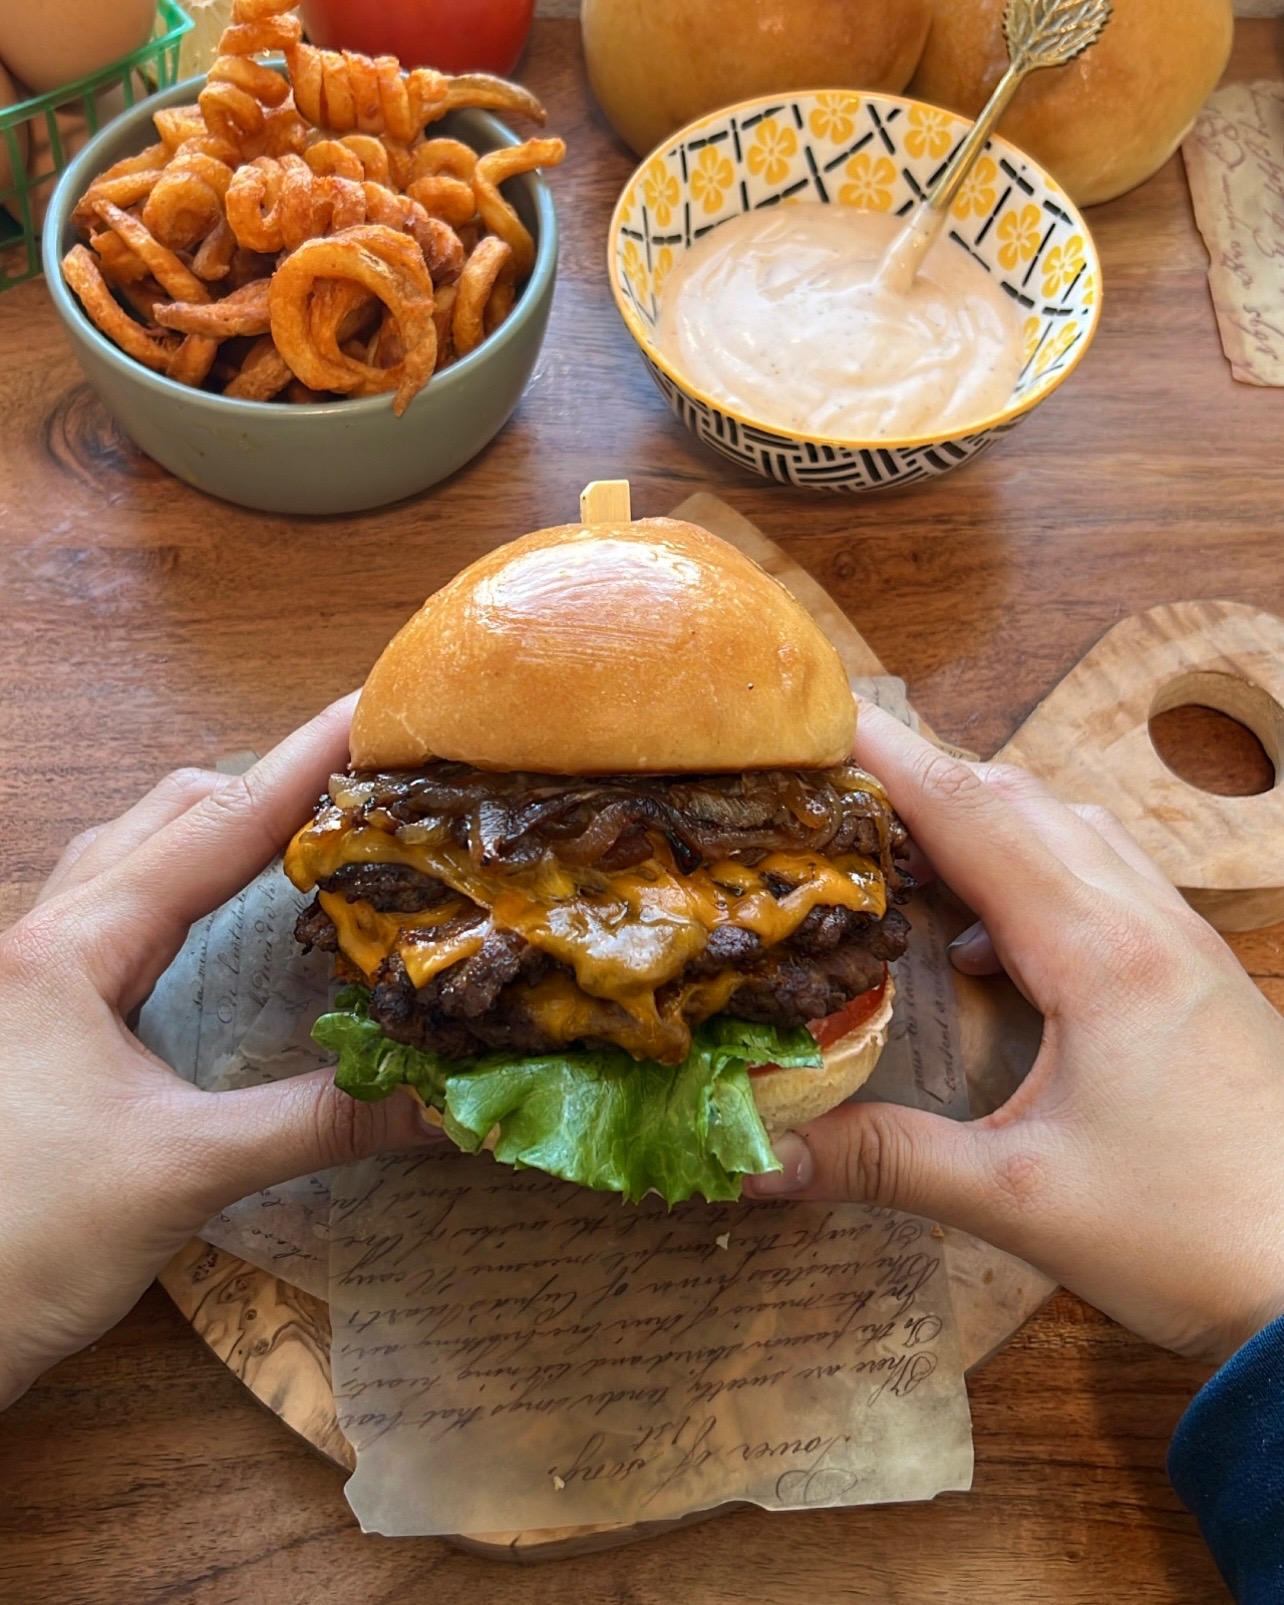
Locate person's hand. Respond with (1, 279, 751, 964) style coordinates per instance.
(0, 697, 435, 1410)
(744, 701, 1284, 1367)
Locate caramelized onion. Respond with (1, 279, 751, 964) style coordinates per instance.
(322, 760, 907, 886)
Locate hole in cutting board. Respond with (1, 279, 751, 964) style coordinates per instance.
(1148, 672, 1281, 797)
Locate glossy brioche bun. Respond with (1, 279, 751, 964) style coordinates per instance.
(754, 977, 894, 1136)
(350, 517, 855, 775)
(910, 0, 1232, 206)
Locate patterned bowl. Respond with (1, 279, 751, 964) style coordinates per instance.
(608, 90, 1102, 492)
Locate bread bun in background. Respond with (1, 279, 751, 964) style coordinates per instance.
(582, 0, 932, 157)
(910, 0, 1234, 206)
(350, 517, 856, 775)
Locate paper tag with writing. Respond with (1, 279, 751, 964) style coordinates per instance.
(330, 1154, 973, 1535)
(1183, 83, 1284, 387)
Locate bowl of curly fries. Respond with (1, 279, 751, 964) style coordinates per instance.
(44, 0, 564, 514)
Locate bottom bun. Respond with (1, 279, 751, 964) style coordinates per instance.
(751, 976, 895, 1137)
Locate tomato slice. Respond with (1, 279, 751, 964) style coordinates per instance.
(749, 969, 888, 1074)
(808, 970, 888, 1049)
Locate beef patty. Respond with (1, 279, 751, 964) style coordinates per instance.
(297, 862, 909, 1060)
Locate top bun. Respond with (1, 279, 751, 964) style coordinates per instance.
(910, 0, 1232, 207)
(350, 517, 855, 774)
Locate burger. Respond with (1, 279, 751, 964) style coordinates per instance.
(284, 516, 910, 1203)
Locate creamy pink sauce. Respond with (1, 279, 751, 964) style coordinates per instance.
(655, 203, 1025, 440)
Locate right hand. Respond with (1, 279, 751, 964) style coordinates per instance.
(744, 701, 1284, 1366)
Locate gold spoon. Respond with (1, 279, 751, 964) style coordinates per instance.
(877, 0, 1113, 295)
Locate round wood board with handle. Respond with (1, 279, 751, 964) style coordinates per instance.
(160, 487, 1284, 1561)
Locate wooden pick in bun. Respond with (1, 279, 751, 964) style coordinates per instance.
(287, 509, 909, 1203)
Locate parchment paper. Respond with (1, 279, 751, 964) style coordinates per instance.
(330, 1158, 972, 1535)
(137, 875, 335, 1299)
(1183, 83, 1284, 386)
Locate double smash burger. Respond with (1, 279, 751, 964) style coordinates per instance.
(285, 516, 910, 1203)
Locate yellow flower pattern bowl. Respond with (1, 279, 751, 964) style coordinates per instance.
(608, 91, 1102, 492)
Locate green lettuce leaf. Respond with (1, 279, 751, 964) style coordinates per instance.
(310, 989, 822, 1204)
(311, 985, 452, 1105)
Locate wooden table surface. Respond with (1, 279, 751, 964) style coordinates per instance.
(2, 17, 1283, 1603)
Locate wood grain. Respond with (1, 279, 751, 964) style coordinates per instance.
(999, 601, 1284, 930)
(2, 15, 1282, 1600)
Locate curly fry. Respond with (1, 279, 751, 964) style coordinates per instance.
(287, 43, 449, 144)
(361, 185, 464, 283)
(406, 139, 478, 227)
(191, 217, 239, 282)
(61, 246, 177, 373)
(472, 137, 565, 280)
(269, 224, 436, 413)
(155, 277, 272, 337)
(432, 281, 456, 367)
(200, 1, 301, 147)
(433, 73, 546, 127)
(223, 334, 293, 400)
(89, 229, 151, 286)
(92, 200, 210, 304)
(168, 335, 221, 387)
(452, 235, 512, 357)
(226, 153, 369, 252)
(142, 146, 235, 251)
(226, 153, 464, 275)
(303, 137, 365, 182)
(304, 133, 411, 188)
(225, 246, 276, 291)
(308, 279, 380, 351)
(376, 136, 415, 190)
(153, 105, 207, 153)
(71, 143, 170, 230)
(368, 312, 406, 369)
(115, 276, 168, 327)
(64, 0, 565, 409)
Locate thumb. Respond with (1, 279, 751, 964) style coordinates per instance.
(185, 1069, 443, 1213)
(743, 1099, 998, 1231)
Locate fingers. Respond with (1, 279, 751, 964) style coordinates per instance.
(853, 703, 1092, 989)
(743, 1099, 1001, 1239)
(948, 920, 1002, 976)
(1065, 802, 1181, 896)
(968, 762, 1182, 905)
(37, 769, 226, 906)
(180, 1069, 443, 1214)
(65, 694, 357, 1009)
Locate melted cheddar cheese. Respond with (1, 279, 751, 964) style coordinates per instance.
(287, 813, 886, 1062)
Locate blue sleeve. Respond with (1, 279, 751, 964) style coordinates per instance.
(1168, 1313, 1284, 1602)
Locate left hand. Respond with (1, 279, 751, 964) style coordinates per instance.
(0, 696, 435, 1410)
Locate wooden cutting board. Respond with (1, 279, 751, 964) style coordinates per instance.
(160, 489, 1284, 1561)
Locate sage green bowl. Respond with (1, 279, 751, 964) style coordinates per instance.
(44, 77, 557, 515)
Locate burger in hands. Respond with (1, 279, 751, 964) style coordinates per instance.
(285, 516, 910, 1203)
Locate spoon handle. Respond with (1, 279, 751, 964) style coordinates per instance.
(875, 0, 1111, 294)
(927, 0, 1112, 215)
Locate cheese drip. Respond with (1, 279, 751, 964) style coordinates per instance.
(288, 815, 887, 1061)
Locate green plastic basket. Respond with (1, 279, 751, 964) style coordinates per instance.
(0, 0, 193, 290)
